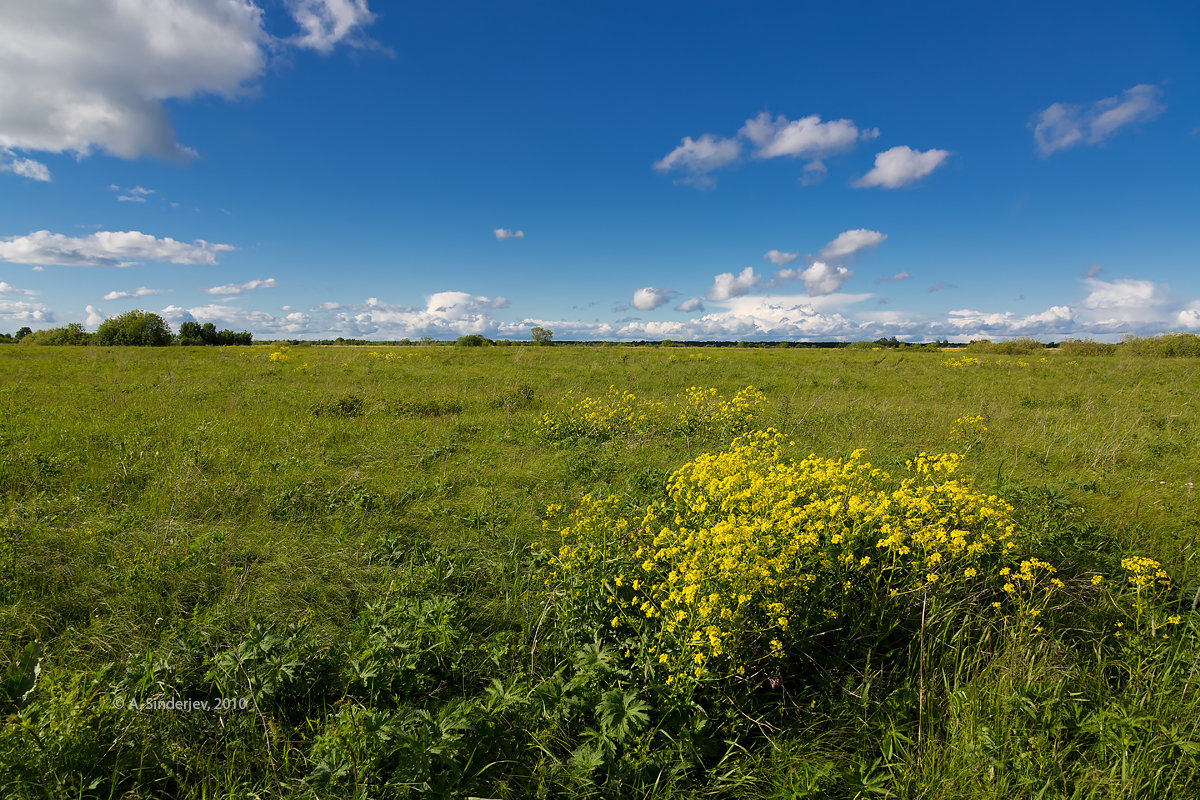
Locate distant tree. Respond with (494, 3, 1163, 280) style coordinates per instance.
(455, 334, 491, 347)
(178, 320, 252, 346)
(15, 326, 32, 340)
(93, 309, 173, 346)
(178, 321, 203, 345)
(530, 326, 553, 346)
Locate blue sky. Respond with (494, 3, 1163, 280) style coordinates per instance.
(1, 0, 1198, 341)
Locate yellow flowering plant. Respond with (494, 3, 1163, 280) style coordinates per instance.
(544, 429, 1060, 690)
(537, 386, 765, 444)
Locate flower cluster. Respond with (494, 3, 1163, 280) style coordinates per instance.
(545, 430, 1041, 685)
(366, 350, 431, 361)
(537, 386, 765, 443)
(949, 414, 989, 446)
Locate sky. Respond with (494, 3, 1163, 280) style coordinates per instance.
(1, 0, 1198, 342)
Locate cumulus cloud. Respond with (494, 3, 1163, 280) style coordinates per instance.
(0, 150, 52, 181)
(103, 286, 169, 301)
(0, 280, 36, 296)
(493, 228, 524, 240)
(675, 296, 704, 313)
(707, 267, 759, 301)
(653, 134, 742, 187)
(205, 277, 279, 296)
(944, 306, 1075, 337)
(85, 305, 105, 326)
(0, 297, 54, 326)
(1032, 84, 1165, 157)
(655, 111, 880, 187)
(0, 230, 234, 267)
(0, 1, 377, 164)
(763, 249, 798, 266)
(631, 287, 671, 311)
(1080, 277, 1169, 322)
(875, 272, 911, 284)
(778, 262, 854, 296)
(817, 228, 887, 262)
(855, 146, 950, 189)
(739, 113, 865, 160)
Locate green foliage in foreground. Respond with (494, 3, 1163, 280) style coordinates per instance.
(1, 344, 1198, 798)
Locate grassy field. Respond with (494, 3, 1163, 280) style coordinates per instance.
(1, 343, 1198, 798)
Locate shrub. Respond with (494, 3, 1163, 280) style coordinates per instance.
(1119, 332, 1200, 358)
(454, 334, 492, 347)
(19, 323, 91, 346)
(967, 337, 1044, 355)
(1058, 337, 1117, 356)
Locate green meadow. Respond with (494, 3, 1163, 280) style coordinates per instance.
(2, 343, 1198, 798)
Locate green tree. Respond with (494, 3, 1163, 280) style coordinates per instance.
(93, 310, 173, 346)
(530, 326, 553, 346)
(15, 326, 32, 340)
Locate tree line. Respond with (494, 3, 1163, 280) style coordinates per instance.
(0, 310, 252, 347)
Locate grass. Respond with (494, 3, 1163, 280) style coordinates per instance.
(0, 343, 1198, 798)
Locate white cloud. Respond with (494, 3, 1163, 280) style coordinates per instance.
(85, 305, 105, 327)
(0, 1, 376, 164)
(763, 249, 798, 266)
(0, 297, 54, 326)
(800, 159, 827, 185)
(493, 228, 524, 240)
(103, 286, 168, 301)
(1176, 304, 1200, 331)
(875, 272, 911, 283)
(945, 306, 1075, 337)
(739, 112, 864, 160)
(0, 150, 52, 181)
(778, 261, 854, 296)
(631, 287, 671, 311)
(817, 228, 887, 262)
(1081, 277, 1169, 322)
(653, 134, 742, 186)
(0, 230, 233, 267)
(205, 277, 279, 296)
(1032, 84, 1165, 157)
(707, 267, 759, 301)
(0, 280, 36, 296)
(854, 146, 950, 189)
(675, 296, 704, 313)
(113, 185, 156, 203)
(287, 0, 375, 52)
(656, 110, 881, 188)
